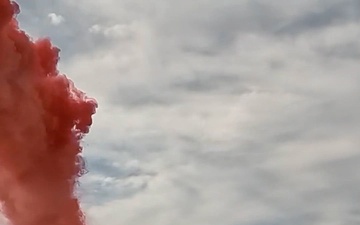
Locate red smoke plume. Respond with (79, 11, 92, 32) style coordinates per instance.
(0, 1, 97, 225)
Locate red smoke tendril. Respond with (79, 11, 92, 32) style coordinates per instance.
(0, 1, 97, 225)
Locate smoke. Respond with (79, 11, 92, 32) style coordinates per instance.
(0, 1, 97, 225)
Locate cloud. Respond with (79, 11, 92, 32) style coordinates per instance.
(276, 0, 360, 35)
(47, 13, 65, 25)
(89, 24, 134, 39)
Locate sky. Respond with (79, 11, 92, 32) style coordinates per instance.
(12, 0, 360, 224)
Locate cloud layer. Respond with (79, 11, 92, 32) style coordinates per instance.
(15, 0, 360, 224)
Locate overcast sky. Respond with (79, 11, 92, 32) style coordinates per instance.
(14, 0, 360, 224)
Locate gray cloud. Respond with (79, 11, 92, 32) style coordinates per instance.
(276, 0, 360, 35)
(170, 72, 247, 94)
(316, 41, 360, 60)
(111, 85, 177, 108)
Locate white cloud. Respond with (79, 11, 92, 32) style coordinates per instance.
(89, 24, 135, 39)
(47, 13, 65, 25)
